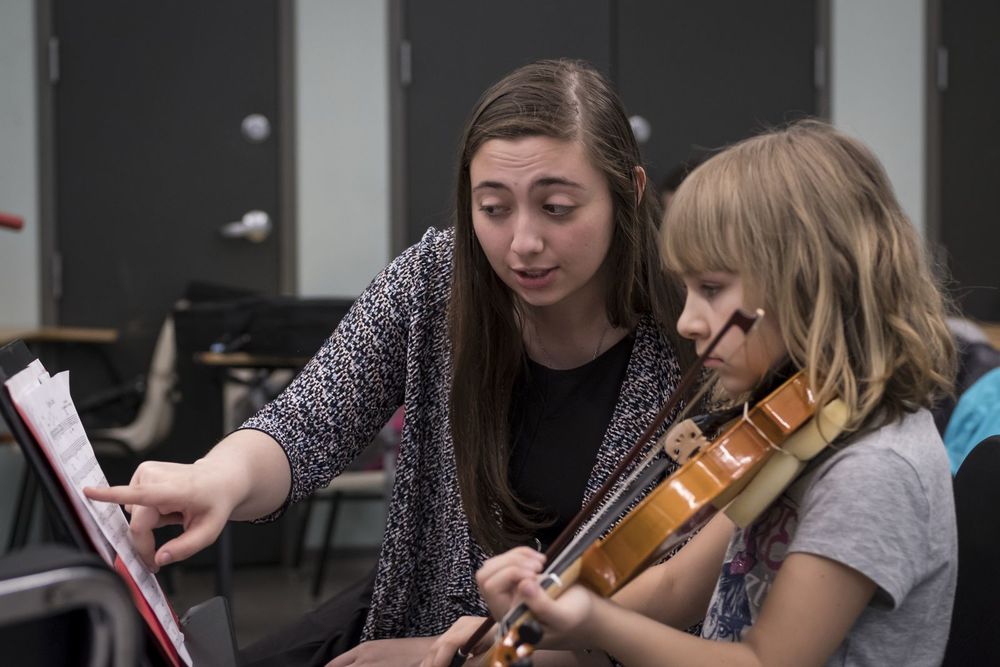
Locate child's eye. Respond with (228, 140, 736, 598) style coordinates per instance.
(700, 283, 721, 298)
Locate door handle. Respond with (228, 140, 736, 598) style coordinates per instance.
(220, 210, 272, 243)
(629, 115, 651, 145)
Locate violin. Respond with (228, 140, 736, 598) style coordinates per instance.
(448, 310, 759, 667)
(446, 309, 851, 666)
(447, 311, 847, 666)
(488, 368, 848, 666)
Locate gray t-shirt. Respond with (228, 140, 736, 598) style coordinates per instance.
(701, 409, 957, 666)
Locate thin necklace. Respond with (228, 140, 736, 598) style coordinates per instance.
(534, 321, 612, 368)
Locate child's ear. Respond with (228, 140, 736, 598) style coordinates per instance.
(634, 166, 647, 207)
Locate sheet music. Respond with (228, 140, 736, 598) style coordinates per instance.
(5, 360, 192, 666)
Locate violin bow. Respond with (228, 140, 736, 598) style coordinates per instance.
(449, 309, 760, 666)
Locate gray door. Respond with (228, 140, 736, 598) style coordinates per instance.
(50, 0, 284, 380)
(401, 1, 822, 247)
(939, 2, 1000, 320)
(616, 1, 819, 185)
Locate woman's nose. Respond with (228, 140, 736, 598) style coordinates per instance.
(510, 213, 544, 256)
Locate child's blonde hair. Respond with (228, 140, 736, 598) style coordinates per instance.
(661, 120, 955, 434)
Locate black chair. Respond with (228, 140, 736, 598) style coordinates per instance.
(294, 423, 396, 598)
(0, 544, 141, 667)
(942, 435, 1000, 665)
(0, 543, 240, 667)
(88, 315, 179, 466)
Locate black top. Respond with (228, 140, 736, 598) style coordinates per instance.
(509, 334, 636, 550)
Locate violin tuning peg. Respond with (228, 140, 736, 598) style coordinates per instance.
(517, 619, 544, 646)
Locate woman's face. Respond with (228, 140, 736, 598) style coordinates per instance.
(469, 136, 616, 317)
(675, 271, 786, 396)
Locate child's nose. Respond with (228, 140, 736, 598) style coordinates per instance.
(676, 299, 708, 341)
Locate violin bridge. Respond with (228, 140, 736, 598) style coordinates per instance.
(659, 418, 709, 464)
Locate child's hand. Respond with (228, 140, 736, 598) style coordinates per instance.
(511, 578, 600, 650)
(476, 546, 547, 619)
(477, 547, 602, 651)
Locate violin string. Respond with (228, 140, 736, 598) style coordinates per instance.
(537, 308, 763, 576)
(552, 452, 672, 571)
(563, 378, 717, 551)
(543, 455, 653, 577)
(739, 394, 803, 462)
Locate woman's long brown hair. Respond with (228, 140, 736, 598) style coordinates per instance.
(449, 59, 691, 554)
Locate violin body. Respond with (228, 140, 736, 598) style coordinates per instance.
(578, 371, 818, 596)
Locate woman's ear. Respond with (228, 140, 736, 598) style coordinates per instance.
(634, 166, 648, 207)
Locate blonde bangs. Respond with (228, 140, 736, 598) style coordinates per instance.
(660, 156, 750, 278)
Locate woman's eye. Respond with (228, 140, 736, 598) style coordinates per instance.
(478, 204, 506, 217)
(543, 203, 574, 216)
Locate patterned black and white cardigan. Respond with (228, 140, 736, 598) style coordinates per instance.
(242, 227, 683, 641)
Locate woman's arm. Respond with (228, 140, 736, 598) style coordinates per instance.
(84, 428, 290, 569)
(85, 233, 448, 570)
(201, 428, 291, 520)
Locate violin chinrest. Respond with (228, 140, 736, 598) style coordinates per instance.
(725, 399, 849, 527)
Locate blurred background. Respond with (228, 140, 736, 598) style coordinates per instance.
(0, 0, 997, 648)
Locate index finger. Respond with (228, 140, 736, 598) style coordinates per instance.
(83, 483, 170, 508)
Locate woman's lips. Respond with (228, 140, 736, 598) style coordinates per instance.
(512, 267, 556, 289)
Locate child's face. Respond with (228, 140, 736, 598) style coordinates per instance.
(676, 271, 786, 396)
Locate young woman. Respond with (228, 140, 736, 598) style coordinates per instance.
(85, 59, 692, 666)
(443, 120, 957, 666)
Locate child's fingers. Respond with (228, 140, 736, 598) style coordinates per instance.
(518, 578, 566, 627)
(476, 547, 545, 587)
(480, 565, 544, 601)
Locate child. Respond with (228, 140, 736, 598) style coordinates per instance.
(443, 120, 958, 667)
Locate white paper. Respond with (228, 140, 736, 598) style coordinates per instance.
(5, 361, 192, 666)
